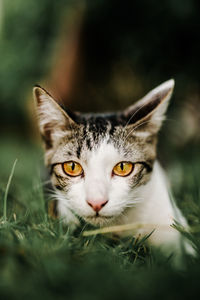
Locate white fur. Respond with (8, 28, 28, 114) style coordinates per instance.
(57, 139, 131, 221)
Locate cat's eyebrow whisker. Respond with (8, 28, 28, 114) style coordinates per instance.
(123, 117, 178, 145)
(120, 100, 152, 141)
(123, 101, 150, 130)
(123, 120, 152, 144)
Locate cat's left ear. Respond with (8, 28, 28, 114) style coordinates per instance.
(33, 86, 78, 149)
(123, 79, 175, 134)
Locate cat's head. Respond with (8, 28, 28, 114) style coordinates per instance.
(33, 80, 174, 226)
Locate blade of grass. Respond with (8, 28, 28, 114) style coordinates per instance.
(3, 159, 18, 221)
(82, 223, 171, 237)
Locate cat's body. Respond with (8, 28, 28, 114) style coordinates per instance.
(34, 79, 193, 261)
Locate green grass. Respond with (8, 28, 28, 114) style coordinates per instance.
(0, 136, 200, 300)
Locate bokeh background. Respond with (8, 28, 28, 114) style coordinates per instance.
(1, 0, 199, 194)
(1, 0, 200, 141)
(0, 0, 200, 299)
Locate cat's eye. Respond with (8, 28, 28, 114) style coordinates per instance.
(113, 162, 134, 177)
(62, 161, 83, 177)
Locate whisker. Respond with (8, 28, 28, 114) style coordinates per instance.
(120, 100, 151, 142)
(33, 180, 52, 190)
(123, 116, 178, 144)
(123, 101, 149, 130)
(123, 120, 152, 145)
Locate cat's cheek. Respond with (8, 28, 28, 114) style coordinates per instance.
(127, 165, 153, 188)
(106, 178, 131, 215)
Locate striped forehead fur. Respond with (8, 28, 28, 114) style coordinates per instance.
(34, 80, 174, 167)
(48, 111, 154, 158)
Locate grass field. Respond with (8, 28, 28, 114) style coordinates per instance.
(0, 135, 200, 300)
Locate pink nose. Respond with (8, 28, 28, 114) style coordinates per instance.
(87, 199, 108, 212)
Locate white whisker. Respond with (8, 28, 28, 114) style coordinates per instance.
(123, 120, 152, 145)
(123, 101, 149, 130)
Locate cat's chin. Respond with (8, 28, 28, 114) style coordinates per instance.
(84, 215, 115, 226)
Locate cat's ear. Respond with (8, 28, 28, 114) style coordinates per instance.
(123, 79, 174, 134)
(33, 86, 78, 149)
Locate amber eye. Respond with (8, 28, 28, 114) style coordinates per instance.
(113, 162, 134, 177)
(62, 161, 83, 177)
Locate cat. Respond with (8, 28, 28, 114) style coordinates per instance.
(33, 79, 194, 261)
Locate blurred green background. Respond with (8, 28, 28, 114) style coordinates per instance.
(1, 0, 200, 137)
(0, 0, 199, 187)
(0, 0, 200, 299)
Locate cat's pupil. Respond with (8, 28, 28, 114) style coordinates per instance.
(71, 162, 75, 171)
(120, 163, 124, 171)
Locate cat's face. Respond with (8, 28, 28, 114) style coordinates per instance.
(34, 80, 174, 226)
(47, 119, 155, 225)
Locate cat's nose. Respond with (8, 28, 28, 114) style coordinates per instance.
(87, 199, 108, 212)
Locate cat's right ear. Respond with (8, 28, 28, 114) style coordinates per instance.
(33, 86, 77, 149)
